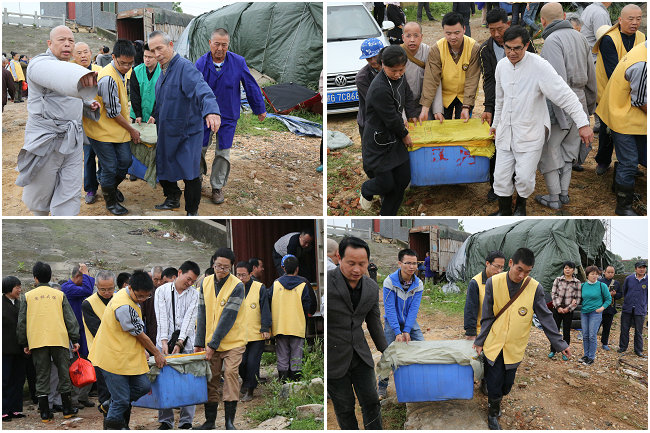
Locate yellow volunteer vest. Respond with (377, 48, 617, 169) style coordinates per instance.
(471, 273, 486, 334)
(82, 292, 108, 350)
(437, 35, 477, 108)
(595, 28, 645, 103)
(203, 274, 247, 351)
(84, 64, 131, 143)
(25, 286, 69, 349)
(483, 273, 538, 365)
(271, 280, 307, 338)
(244, 281, 265, 342)
(596, 42, 647, 135)
(10, 59, 25, 81)
(88, 288, 149, 375)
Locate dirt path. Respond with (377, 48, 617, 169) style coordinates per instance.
(327, 300, 648, 430)
(2, 101, 322, 216)
(326, 14, 646, 216)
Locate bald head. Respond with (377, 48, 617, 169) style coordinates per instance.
(619, 4, 642, 35)
(48, 25, 75, 61)
(403, 21, 424, 55)
(540, 2, 565, 25)
(404, 21, 423, 34)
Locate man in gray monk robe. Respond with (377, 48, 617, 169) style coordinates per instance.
(401, 22, 441, 119)
(16, 25, 100, 216)
(535, 3, 596, 210)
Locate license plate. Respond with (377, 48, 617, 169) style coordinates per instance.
(327, 90, 358, 104)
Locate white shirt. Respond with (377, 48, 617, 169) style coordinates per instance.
(154, 281, 199, 352)
(493, 52, 589, 153)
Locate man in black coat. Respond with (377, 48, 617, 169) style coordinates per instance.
(356, 38, 384, 138)
(2, 276, 26, 420)
(327, 237, 387, 430)
(479, 8, 536, 201)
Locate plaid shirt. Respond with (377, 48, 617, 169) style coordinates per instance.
(551, 275, 582, 311)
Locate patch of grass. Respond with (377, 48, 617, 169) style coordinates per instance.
(419, 280, 468, 316)
(17, 261, 25, 272)
(381, 400, 408, 430)
(403, 2, 452, 22)
(287, 417, 323, 430)
(247, 340, 323, 429)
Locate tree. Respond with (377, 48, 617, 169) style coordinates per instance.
(172, 2, 183, 13)
(458, 220, 465, 232)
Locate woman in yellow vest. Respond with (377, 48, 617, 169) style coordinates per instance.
(596, 41, 647, 216)
(16, 261, 80, 423)
(85, 39, 141, 216)
(473, 248, 571, 430)
(80, 270, 115, 416)
(194, 248, 247, 430)
(235, 261, 271, 402)
(269, 255, 311, 382)
(9, 52, 25, 102)
(88, 270, 166, 430)
(463, 250, 505, 396)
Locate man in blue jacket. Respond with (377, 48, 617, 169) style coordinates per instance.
(618, 261, 648, 357)
(378, 248, 424, 399)
(147, 30, 221, 216)
(597, 265, 622, 351)
(195, 28, 267, 205)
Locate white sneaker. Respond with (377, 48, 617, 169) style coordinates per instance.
(360, 194, 372, 211)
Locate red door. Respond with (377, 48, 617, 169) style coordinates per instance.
(373, 219, 380, 233)
(67, 2, 76, 19)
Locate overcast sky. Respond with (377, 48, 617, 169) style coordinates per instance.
(3, 2, 232, 18)
(327, 218, 648, 260)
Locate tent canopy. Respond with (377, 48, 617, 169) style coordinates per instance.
(176, 2, 323, 88)
(446, 220, 623, 293)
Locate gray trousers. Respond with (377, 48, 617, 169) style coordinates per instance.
(31, 346, 72, 397)
(275, 335, 304, 371)
(48, 362, 62, 407)
(201, 132, 231, 190)
(22, 149, 82, 216)
(159, 405, 196, 427)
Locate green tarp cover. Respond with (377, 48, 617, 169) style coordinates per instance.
(446, 220, 623, 293)
(377, 340, 484, 381)
(146, 353, 212, 383)
(177, 2, 323, 88)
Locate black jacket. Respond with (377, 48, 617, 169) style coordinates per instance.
(2, 295, 22, 355)
(386, 4, 405, 44)
(327, 267, 387, 379)
(452, 2, 475, 14)
(362, 70, 420, 177)
(463, 270, 487, 337)
(356, 63, 379, 129)
(598, 277, 622, 316)
(480, 37, 536, 116)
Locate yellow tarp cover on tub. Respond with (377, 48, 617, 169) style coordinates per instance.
(408, 118, 495, 158)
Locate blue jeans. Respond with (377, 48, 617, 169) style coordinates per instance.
(612, 132, 647, 187)
(83, 144, 99, 193)
(100, 368, 151, 423)
(89, 138, 132, 188)
(522, 3, 539, 29)
(378, 320, 424, 390)
(581, 311, 603, 360)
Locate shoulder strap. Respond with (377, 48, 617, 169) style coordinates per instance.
(171, 285, 176, 327)
(401, 44, 426, 69)
(494, 277, 532, 321)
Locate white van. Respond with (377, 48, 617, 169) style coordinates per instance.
(327, 3, 392, 114)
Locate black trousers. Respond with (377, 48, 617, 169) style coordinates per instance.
(599, 313, 615, 345)
(484, 351, 518, 400)
(239, 340, 266, 390)
(443, 97, 473, 120)
(460, 11, 472, 37)
(362, 159, 411, 216)
(159, 177, 202, 213)
(95, 366, 111, 405)
(14, 80, 23, 101)
(619, 311, 645, 353)
(595, 119, 614, 166)
(417, 2, 434, 20)
(2, 354, 26, 414)
(551, 309, 573, 351)
(373, 2, 385, 25)
(511, 3, 525, 25)
(328, 351, 382, 430)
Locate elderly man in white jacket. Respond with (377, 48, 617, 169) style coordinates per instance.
(489, 25, 594, 216)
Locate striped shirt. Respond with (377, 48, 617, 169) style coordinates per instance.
(96, 62, 126, 119)
(154, 282, 199, 351)
(625, 47, 647, 107)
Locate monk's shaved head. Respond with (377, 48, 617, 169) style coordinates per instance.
(621, 4, 642, 16)
(619, 4, 642, 35)
(540, 2, 565, 22)
(49, 25, 73, 41)
(74, 42, 89, 51)
(404, 21, 423, 34)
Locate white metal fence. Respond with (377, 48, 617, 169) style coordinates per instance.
(3, 9, 65, 28)
(327, 225, 372, 240)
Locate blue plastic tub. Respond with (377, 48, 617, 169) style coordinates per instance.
(133, 365, 208, 410)
(393, 363, 474, 403)
(408, 145, 490, 186)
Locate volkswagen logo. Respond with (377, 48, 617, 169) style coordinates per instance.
(334, 75, 347, 87)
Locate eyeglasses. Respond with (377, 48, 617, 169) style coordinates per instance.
(115, 59, 134, 68)
(213, 264, 231, 271)
(235, 273, 249, 279)
(504, 45, 525, 53)
(490, 263, 504, 270)
(401, 261, 418, 267)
